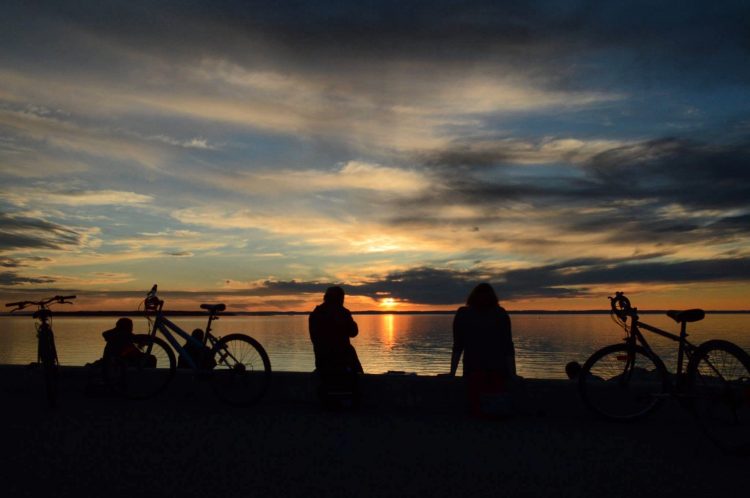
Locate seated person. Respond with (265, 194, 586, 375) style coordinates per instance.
(102, 317, 139, 360)
(178, 328, 215, 369)
(309, 286, 362, 408)
(309, 286, 363, 374)
(566, 360, 604, 382)
(565, 361, 582, 380)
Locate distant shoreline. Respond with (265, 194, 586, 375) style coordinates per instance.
(2, 309, 749, 317)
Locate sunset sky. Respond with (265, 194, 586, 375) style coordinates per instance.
(1, 1, 749, 311)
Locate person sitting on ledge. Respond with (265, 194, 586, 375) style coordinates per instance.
(449, 283, 516, 416)
(102, 317, 139, 360)
(565, 361, 582, 380)
(566, 360, 604, 382)
(309, 286, 363, 374)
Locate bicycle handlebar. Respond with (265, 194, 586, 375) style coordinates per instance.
(144, 284, 163, 311)
(609, 291, 635, 320)
(4, 295, 77, 310)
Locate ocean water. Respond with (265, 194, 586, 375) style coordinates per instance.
(1, 313, 748, 379)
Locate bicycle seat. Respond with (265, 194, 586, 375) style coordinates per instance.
(666, 309, 705, 323)
(200, 303, 226, 313)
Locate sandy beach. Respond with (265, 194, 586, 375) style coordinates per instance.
(0, 366, 745, 498)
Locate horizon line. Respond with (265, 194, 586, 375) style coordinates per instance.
(2, 309, 749, 317)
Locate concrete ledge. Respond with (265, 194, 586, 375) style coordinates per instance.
(0, 364, 581, 416)
(1, 365, 738, 498)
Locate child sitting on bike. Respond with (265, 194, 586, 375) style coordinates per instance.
(178, 328, 216, 369)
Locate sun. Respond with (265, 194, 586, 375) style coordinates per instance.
(380, 297, 397, 309)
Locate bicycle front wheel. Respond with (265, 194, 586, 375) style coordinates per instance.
(687, 340, 750, 456)
(211, 334, 271, 406)
(579, 343, 669, 421)
(104, 334, 176, 400)
(38, 328, 58, 408)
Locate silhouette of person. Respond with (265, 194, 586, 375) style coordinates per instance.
(565, 361, 582, 380)
(309, 286, 363, 374)
(178, 328, 215, 369)
(102, 317, 138, 359)
(450, 283, 516, 416)
(566, 360, 604, 382)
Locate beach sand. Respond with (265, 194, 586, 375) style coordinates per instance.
(0, 366, 744, 497)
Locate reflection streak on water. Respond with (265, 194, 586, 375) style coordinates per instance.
(0, 314, 748, 378)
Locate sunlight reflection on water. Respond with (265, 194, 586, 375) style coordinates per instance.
(1, 314, 748, 379)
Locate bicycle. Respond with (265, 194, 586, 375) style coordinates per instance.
(5, 295, 76, 407)
(104, 285, 271, 406)
(578, 291, 750, 455)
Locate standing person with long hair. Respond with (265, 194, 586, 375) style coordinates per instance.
(449, 283, 516, 416)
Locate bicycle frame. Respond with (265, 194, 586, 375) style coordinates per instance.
(147, 308, 219, 370)
(35, 317, 58, 367)
(625, 311, 698, 378)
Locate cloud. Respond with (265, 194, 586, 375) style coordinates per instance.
(105, 230, 228, 258)
(389, 135, 750, 254)
(163, 250, 193, 257)
(0, 271, 56, 286)
(145, 135, 217, 150)
(4, 255, 747, 306)
(0, 212, 82, 250)
(1, 188, 153, 207)
(584, 137, 750, 209)
(197, 161, 428, 196)
(0, 256, 51, 268)
(171, 205, 459, 255)
(499, 257, 750, 296)
(6, 1, 748, 99)
(420, 137, 630, 168)
(247, 256, 750, 304)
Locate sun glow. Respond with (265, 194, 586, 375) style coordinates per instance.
(380, 297, 397, 309)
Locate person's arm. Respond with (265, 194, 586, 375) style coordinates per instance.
(346, 310, 358, 338)
(450, 309, 465, 376)
(308, 310, 318, 345)
(500, 309, 517, 377)
(506, 354, 517, 378)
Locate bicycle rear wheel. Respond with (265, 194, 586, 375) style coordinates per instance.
(211, 334, 271, 406)
(687, 339, 750, 456)
(104, 334, 176, 400)
(579, 343, 669, 421)
(38, 328, 58, 408)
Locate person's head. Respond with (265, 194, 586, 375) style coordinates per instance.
(115, 317, 133, 333)
(466, 283, 499, 309)
(323, 286, 345, 306)
(565, 361, 582, 380)
(191, 329, 204, 341)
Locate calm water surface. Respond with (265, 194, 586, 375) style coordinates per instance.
(1, 314, 748, 379)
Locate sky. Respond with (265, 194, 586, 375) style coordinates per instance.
(1, 0, 750, 311)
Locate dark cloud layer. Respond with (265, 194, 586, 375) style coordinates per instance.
(0, 272, 56, 286)
(4, 255, 747, 305)
(222, 257, 750, 304)
(3, 1, 749, 91)
(585, 138, 750, 209)
(0, 213, 81, 250)
(399, 135, 750, 247)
